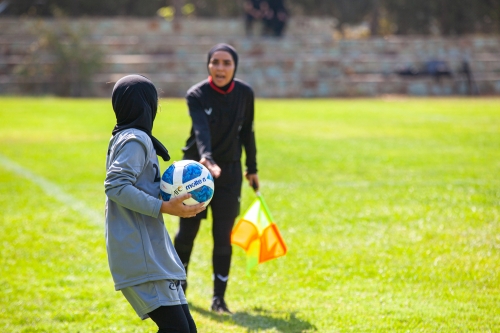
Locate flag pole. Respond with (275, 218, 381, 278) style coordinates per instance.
(251, 180, 274, 222)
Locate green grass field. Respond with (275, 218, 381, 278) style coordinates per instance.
(1, 97, 499, 332)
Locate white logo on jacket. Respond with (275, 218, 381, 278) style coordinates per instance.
(204, 108, 212, 115)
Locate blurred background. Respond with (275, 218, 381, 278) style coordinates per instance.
(1, 0, 499, 97)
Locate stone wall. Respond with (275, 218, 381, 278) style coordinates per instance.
(0, 17, 499, 97)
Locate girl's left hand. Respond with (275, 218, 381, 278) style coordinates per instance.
(245, 173, 259, 192)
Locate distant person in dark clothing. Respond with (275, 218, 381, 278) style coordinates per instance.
(260, 0, 288, 37)
(461, 60, 479, 95)
(243, 0, 262, 36)
(268, 0, 288, 37)
(260, 1, 274, 37)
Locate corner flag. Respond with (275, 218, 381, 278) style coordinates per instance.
(231, 193, 287, 273)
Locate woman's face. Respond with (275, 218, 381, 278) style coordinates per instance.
(208, 51, 235, 87)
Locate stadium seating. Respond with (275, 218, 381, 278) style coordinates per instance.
(0, 17, 499, 97)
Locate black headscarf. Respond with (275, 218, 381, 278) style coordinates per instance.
(207, 43, 239, 91)
(111, 74, 170, 161)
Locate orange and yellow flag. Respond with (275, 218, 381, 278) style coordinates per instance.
(231, 194, 287, 273)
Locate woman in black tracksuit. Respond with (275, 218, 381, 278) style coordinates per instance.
(174, 44, 259, 314)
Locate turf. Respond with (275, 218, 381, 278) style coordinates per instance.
(0, 97, 499, 332)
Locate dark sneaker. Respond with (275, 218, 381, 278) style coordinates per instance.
(210, 296, 233, 314)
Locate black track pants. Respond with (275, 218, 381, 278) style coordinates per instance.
(174, 161, 242, 298)
(148, 304, 197, 333)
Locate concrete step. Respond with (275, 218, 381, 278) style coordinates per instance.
(3, 52, 499, 77)
(2, 18, 500, 57)
(2, 34, 500, 58)
(1, 72, 498, 97)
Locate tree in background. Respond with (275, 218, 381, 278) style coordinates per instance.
(4, 0, 166, 16)
(437, 0, 500, 35)
(2, 0, 500, 35)
(192, 0, 239, 17)
(300, 0, 373, 36)
(382, 0, 500, 35)
(382, 0, 435, 35)
(14, 12, 104, 96)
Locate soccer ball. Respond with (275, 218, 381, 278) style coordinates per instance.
(160, 160, 214, 207)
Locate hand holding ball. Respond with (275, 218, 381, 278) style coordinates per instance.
(160, 160, 215, 207)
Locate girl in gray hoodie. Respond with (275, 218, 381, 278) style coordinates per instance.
(104, 74, 204, 333)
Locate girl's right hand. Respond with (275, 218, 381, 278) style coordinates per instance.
(160, 193, 206, 218)
(200, 157, 221, 178)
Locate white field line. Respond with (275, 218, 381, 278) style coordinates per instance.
(0, 153, 103, 225)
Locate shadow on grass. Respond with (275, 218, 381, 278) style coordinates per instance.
(190, 304, 317, 332)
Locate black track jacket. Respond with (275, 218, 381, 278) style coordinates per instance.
(182, 78, 257, 174)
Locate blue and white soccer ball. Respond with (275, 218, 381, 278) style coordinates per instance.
(160, 160, 215, 207)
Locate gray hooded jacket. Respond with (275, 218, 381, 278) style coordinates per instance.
(105, 129, 186, 290)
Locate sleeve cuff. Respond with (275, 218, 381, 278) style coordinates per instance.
(201, 154, 215, 164)
(152, 198, 163, 218)
(246, 167, 258, 174)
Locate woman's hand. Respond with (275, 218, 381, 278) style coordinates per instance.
(160, 193, 205, 218)
(200, 157, 221, 178)
(245, 173, 259, 192)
